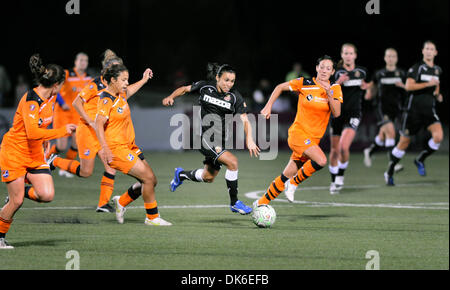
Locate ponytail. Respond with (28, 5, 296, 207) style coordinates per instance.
(29, 54, 65, 88)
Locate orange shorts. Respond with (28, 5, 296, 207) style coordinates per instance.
(76, 122, 101, 160)
(288, 135, 320, 162)
(0, 145, 50, 183)
(109, 144, 143, 174)
(53, 106, 80, 129)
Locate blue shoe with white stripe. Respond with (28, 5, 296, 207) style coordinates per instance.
(230, 200, 253, 215)
(170, 167, 184, 192)
(414, 159, 426, 176)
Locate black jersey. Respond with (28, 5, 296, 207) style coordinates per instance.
(334, 65, 370, 114)
(190, 80, 247, 144)
(373, 67, 406, 109)
(406, 61, 442, 108)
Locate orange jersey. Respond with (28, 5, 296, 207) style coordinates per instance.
(59, 68, 92, 109)
(96, 90, 135, 149)
(1, 89, 69, 159)
(288, 77, 343, 140)
(78, 76, 107, 125)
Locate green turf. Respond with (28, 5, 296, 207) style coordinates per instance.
(0, 151, 448, 270)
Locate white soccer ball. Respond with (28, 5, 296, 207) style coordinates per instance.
(252, 204, 276, 228)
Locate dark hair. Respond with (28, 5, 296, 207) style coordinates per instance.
(103, 63, 128, 84)
(206, 62, 235, 80)
(316, 55, 335, 69)
(101, 49, 123, 75)
(29, 54, 65, 88)
(423, 40, 436, 49)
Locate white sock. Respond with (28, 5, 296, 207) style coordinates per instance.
(195, 169, 204, 182)
(225, 169, 238, 181)
(375, 135, 384, 147)
(428, 138, 440, 150)
(392, 147, 405, 159)
(385, 138, 395, 148)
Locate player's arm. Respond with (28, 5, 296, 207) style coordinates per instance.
(434, 83, 443, 103)
(73, 96, 95, 127)
(260, 81, 291, 119)
(126, 68, 153, 99)
(162, 85, 192, 106)
(56, 93, 70, 110)
(22, 100, 75, 140)
(94, 97, 114, 164)
(405, 77, 439, 91)
(240, 113, 260, 157)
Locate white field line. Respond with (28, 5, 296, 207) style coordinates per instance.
(17, 182, 449, 211)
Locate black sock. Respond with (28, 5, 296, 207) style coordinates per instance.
(0, 233, 5, 238)
(179, 169, 201, 182)
(416, 145, 436, 163)
(387, 152, 401, 176)
(337, 168, 346, 177)
(331, 173, 337, 183)
(368, 142, 382, 156)
(226, 179, 238, 206)
(128, 183, 142, 200)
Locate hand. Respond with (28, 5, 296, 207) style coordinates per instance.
(395, 81, 405, 89)
(162, 97, 174, 106)
(62, 103, 70, 111)
(88, 120, 96, 128)
(336, 73, 349, 85)
(99, 146, 113, 164)
(260, 105, 272, 119)
(246, 139, 261, 157)
(436, 94, 444, 103)
(65, 124, 77, 134)
(360, 81, 370, 90)
(142, 68, 153, 82)
(317, 80, 331, 93)
(428, 78, 440, 87)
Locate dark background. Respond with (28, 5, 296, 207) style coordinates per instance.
(0, 0, 448, 121)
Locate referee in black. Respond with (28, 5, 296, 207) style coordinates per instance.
(385, 41, 444, 185)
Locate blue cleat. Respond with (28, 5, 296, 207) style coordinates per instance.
(384, 172, 395, 186)
(169, 167, 184, 192)
(414, 159, 426, 176)
(230, 200, 253, 215)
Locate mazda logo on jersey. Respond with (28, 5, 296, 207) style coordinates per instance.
(203, 94, 231, 109)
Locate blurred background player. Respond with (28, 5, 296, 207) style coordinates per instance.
(46, 52, 91, 177)
(0, 54, 76, 249)
(385, 41, 443, 185)
(363, 48, 406, 170)
(162, 63, 260, 215)
(49, 50, 151, 212)
(95, 64, 172, 226)
(255, 55, 342, 205)
(329, 43, 373, 195)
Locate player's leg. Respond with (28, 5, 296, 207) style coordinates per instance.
(24, 169, 55, 203)
(414, 122, 443, 176)
(0, 177, 25, 249)
(385, 135, 410, 185)
(364, 125, 385, 167)
(65, 132, 78, 161)
(334, 127, 357, 192)
(96, 153, 116, 212)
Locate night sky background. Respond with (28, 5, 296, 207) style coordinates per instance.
(0, 0, 448, 120)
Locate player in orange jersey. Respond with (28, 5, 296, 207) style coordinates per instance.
(47, 52, 92, 177)
(0, 54, 76, 249)
(254, 55, 342, 207)
(94, 64, 172, 226)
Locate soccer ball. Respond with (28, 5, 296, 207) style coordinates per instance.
(252, 204, 276, 228)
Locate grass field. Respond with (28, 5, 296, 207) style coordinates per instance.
(0, 150, 448, 270)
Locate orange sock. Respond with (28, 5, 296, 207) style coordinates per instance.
(53, 157, 80, 176)
(0, 217, 13, 235)
(24, 186, 39, 202)
(66, 147, 78, 160)
(290, 160, 323, 186)
(98, 172, 115, 207)
(258, 174, 288, 205)
(145, 201, 159, 220)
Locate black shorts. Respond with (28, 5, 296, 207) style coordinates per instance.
(199, 137, 227, 171)
(400, 105, 440, 137)
(376, 103, 401, 127)
(330, 112, 362, 136)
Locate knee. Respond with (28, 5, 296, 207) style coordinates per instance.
(79, 168, 93, 178)
(203, 175, 215, 183)
(432, 132, 443, 144)
(37, 189, 55, 203)
(142, 172, 157, 187)
(315, 157, 328, 168)
(226, 158, 238, 171)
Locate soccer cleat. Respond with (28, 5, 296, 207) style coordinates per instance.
(46, 153, 58, 171)
(414, 159, 426, 176)
(96, 203, 115, 213)
(394, 163, 404, 173)
(144, 216, 173, 226)
(329, 182, 339, 195)
(363, 147, 372, 167)
(59, 169, 74, 178)
(169, 167, 184, 192)
(384, 172, 395, 186)
(334, 176, 344, 193)
(0, 238, 14, 249)
(230, 200, 252, 215)
(112, 196, 126, 224)
(284, 181, 297, 203)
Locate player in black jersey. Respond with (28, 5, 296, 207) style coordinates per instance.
(329, 43, 373, 194)
(385, 41, 443, 185)
(363, 48, 406, 169)
(162, 63, 260, 214)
